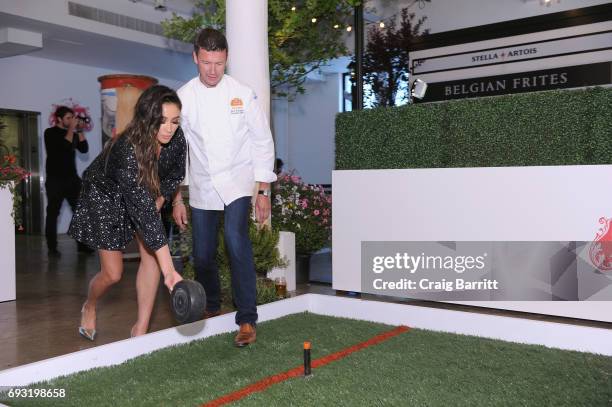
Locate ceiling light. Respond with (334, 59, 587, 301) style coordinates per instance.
(154, 0, 167, 11)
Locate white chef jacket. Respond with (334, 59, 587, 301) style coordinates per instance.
(177, 74, 277, 210)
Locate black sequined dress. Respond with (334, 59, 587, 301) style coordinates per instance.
(68, 129, 186, 251)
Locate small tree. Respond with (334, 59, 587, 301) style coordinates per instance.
(162, 0, 359, 98)
(361, 7, 429, 107)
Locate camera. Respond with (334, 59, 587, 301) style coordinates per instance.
(77, 115, 91, 124)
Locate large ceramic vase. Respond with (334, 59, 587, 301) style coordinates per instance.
(97, 74, 158, 145)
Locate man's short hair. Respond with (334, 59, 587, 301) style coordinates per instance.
(54, 106, 74, 120)
(194, 28, 228, 53)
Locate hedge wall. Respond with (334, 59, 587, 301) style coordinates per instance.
(335, 87, 612, 169)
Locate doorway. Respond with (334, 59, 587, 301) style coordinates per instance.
(0, 109, 42, 234)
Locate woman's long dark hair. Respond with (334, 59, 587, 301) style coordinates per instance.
(109, 85, 181, 197)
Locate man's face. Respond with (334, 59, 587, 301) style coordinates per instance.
(58, 113, 74, 129)
(193, 48, 227, 88)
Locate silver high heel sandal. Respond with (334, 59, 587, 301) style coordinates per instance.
(79, 304, 97, 341)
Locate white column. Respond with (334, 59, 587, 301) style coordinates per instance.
(226, 0, 270, 121)
(226, 0, 275, 229)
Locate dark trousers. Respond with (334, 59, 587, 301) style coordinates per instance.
(45, 176, 82, 250)
(191, 196, 257, 325)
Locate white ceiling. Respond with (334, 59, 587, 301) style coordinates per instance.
(131, 0, 197, 16)
(0, 11, 195, 81)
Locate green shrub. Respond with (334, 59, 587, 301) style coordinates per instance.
(336, 87, 612, 169)
(170, 206, 287, 307)
(255, 277, 279, 305)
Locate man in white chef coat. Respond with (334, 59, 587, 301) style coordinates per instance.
(173, 28, 276, 347)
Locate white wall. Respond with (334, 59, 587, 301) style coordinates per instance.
(0, 0, 192, 49)
(369, 0, 611, 34)
(272, 73, 341, 185)
(284, 2, 611, 185)
(0, 55, 186, 233)
(271, 97, 290, 167)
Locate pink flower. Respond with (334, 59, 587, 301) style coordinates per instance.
(314, 210, 320, 216)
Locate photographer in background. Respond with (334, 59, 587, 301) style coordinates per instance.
(44, 106, 93, 256)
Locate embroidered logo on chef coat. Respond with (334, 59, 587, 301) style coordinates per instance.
(230, 97, 244, 114)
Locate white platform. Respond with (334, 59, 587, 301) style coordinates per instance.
(333, 167, 612, 322)
(0, 293, 610, 388)
(0, 185, 16, 303)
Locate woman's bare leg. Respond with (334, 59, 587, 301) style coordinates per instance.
(131, 235, 161, 337)
(80, 249, 124, 331)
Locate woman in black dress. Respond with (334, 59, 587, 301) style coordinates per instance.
(69, 85, 185, 340)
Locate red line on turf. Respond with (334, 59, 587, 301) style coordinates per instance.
(202, 325, 410, 407)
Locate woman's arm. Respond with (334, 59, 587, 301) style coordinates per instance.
(112, 139, 182, 288)
(153, 244, 182, 291)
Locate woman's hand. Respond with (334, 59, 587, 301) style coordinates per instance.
(164, 270, 183, 292)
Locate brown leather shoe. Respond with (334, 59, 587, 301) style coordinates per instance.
(234, 323, 256, 347)
(203, 310, 221, 319)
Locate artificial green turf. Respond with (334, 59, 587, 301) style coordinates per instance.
(236, 325, 612, 407)
(1, 313, 610, 406)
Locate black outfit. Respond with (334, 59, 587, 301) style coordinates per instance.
(44, 126, 88, 251)
(68, 129, 186, 251)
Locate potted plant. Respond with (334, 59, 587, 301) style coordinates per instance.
(271, 172, 332, 282)
(0, 118, 29, 229)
